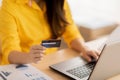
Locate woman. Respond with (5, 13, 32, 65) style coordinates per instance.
(0, 0, 99, 65)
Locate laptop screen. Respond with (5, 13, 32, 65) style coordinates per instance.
(88, 44, 106, 79)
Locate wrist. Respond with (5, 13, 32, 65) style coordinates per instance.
(8, 51, 32, 64)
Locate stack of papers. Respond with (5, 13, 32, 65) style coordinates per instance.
(0, 64, 53, 80)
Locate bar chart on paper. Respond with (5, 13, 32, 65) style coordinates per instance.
(0, 64, 53, 80)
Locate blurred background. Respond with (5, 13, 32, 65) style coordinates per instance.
(68, 0, 120, 24)
(0, 0, 119, 45)
(66, 0, 119, 42)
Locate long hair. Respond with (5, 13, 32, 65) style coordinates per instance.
(44, 0, 69, 39)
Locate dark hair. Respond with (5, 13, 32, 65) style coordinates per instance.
(45, 0, 69, 39)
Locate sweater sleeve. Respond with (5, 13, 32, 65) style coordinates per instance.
(62, 1, 84, 46)
(0, 9, 21, 65)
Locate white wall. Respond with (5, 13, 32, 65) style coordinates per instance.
(68, 0, 120, 24)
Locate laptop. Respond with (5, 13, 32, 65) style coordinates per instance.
(50, 26, 120, 80)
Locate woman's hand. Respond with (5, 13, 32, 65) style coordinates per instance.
(81, 46, 99, 62)
(8, 45, 46, 64)
(70, 38, 100, 62)
(28, 45, 46, 63)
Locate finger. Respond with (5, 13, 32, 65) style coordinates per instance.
(34, 53, 41, 57)
(34, 53, 44, 57)
(85, 55, 91, 62)
(40, 53, 44, 57)
(33, 53, 45, 59)
(88, 51, 98, 60)
(95, 50, 100, 56)
(33, 57, 41, 63)
(31, 45, 46, 50)
(31, 50, 46, 54)
(82, 54, 91, 62)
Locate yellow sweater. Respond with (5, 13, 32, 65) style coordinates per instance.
(0, 0, 83, 64)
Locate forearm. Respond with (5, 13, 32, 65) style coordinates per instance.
(8, 45, 46, 64)
(8, 51, 31, 64)
(70, 38, 86, 53)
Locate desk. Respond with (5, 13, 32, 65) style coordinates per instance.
(107, 75, 120, 80)
(32, 49, 79, 80)
(32, 37, 108, 80)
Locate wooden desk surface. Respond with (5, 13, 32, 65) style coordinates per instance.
(32, 48, 79, 80)
(107, 75, 120, 80)
(31, 37, 108, 80)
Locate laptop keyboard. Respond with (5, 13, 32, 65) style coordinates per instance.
(66, 61, 96, 79)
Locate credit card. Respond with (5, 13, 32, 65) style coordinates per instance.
(41, 40, 61, 48)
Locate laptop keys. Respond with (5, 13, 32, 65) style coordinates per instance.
(66, 61, 96, 79)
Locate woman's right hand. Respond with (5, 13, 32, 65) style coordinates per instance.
(28, 45, 46, 63)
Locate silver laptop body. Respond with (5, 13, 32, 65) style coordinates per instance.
(50, 26, 120, 80)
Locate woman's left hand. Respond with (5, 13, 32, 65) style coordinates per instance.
(81, 46, 100, 62)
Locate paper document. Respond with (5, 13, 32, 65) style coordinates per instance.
(0, 64, 53, 80)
